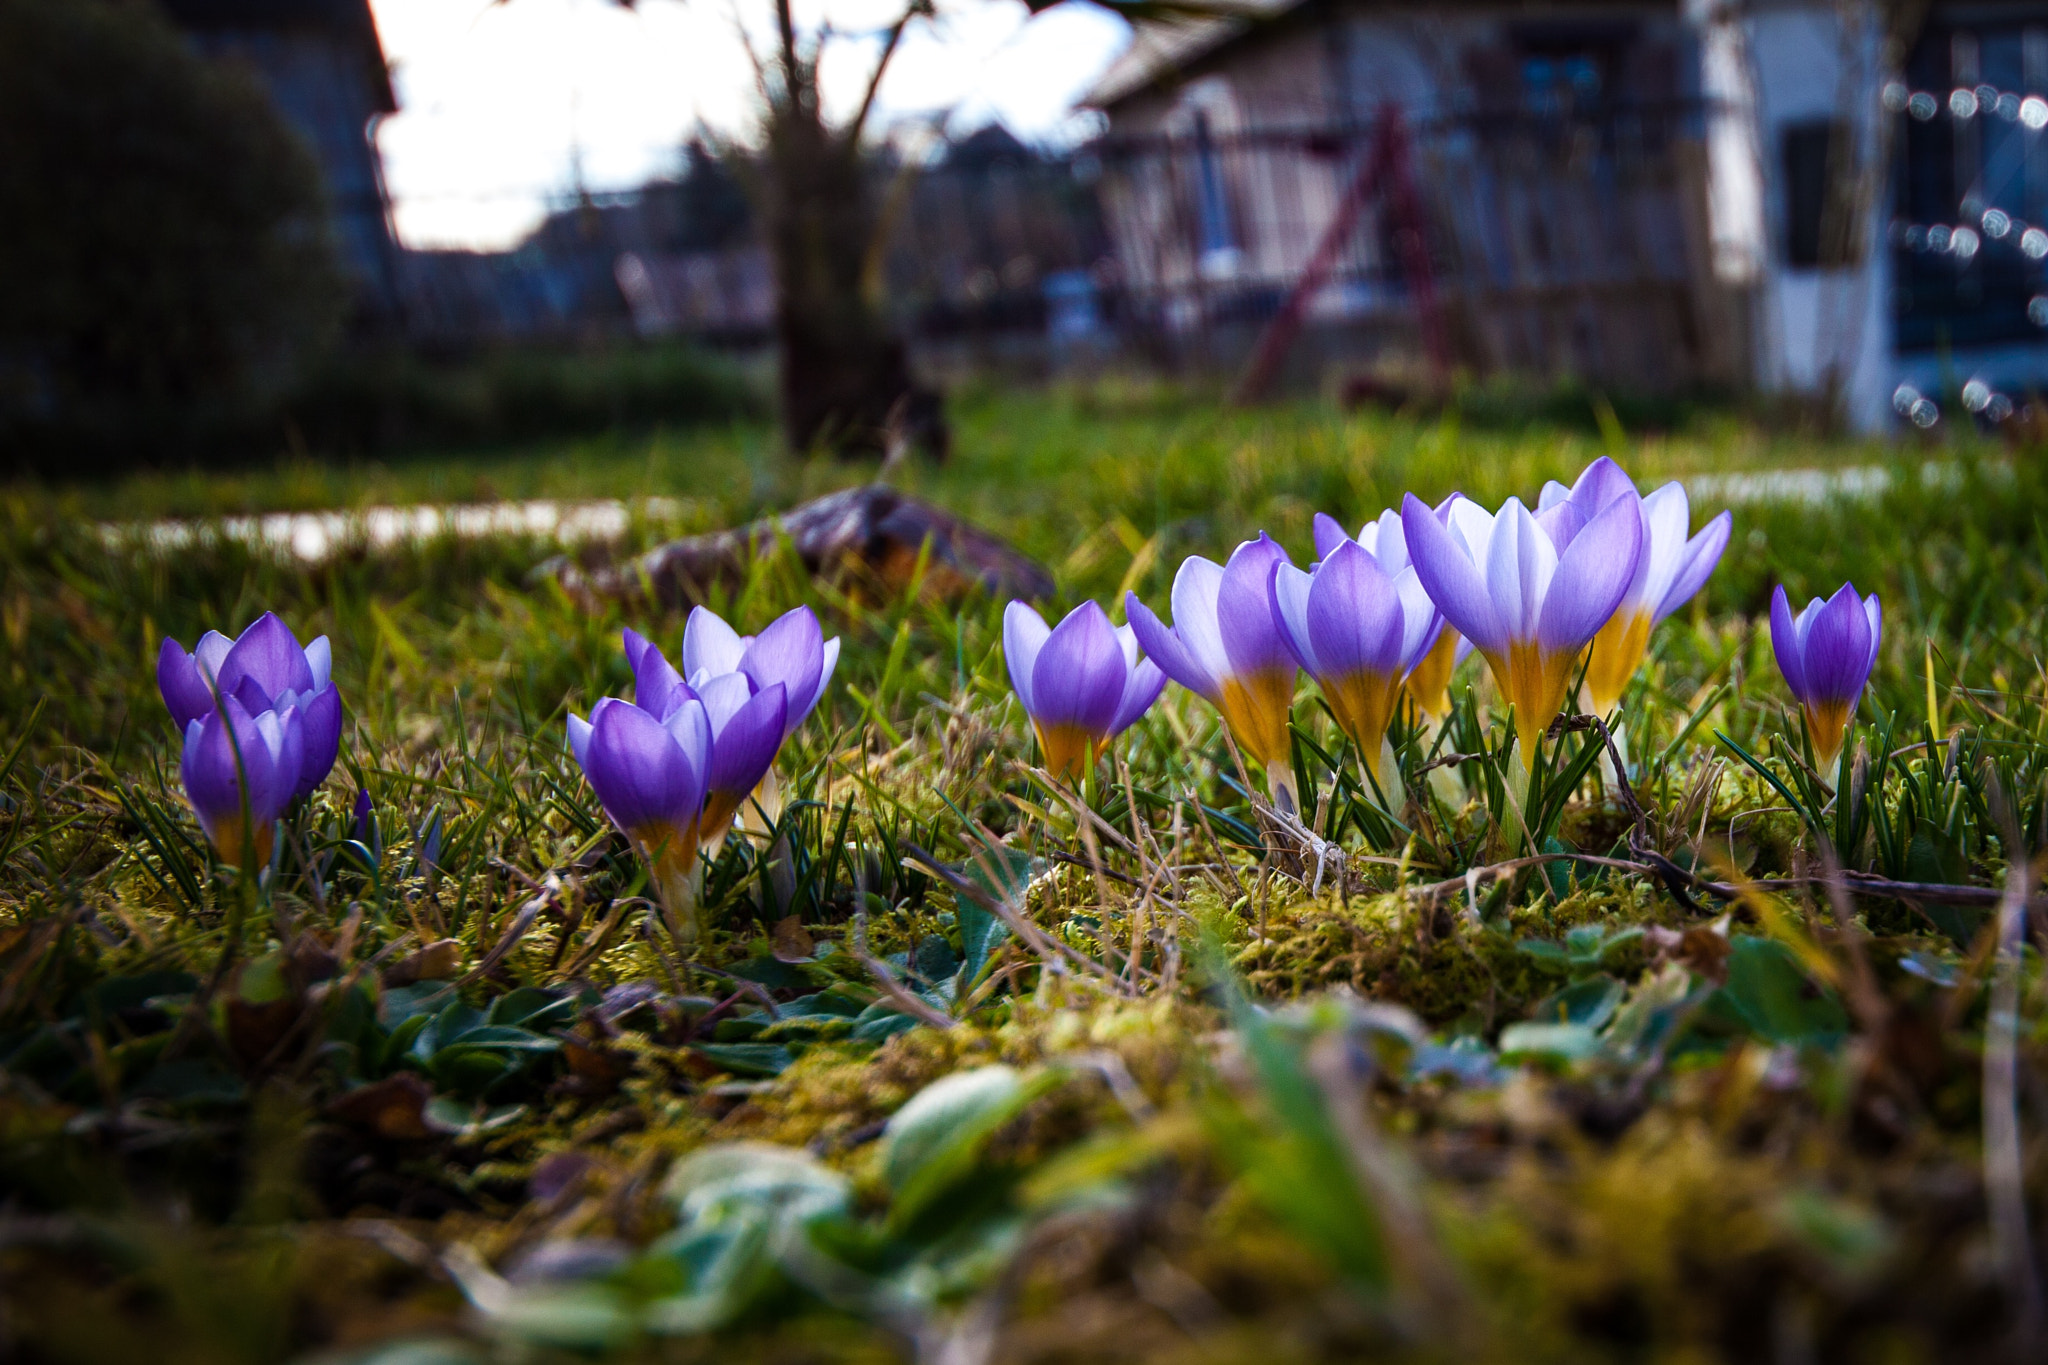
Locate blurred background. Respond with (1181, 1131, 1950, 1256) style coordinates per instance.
(2, 0, 2042, 474)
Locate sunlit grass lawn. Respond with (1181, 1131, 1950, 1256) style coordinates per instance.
(1, 386, 2042, 1363)
(33, 378, 1884, 524)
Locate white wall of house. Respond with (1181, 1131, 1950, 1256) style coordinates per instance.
(1730, 0, 1895, 431)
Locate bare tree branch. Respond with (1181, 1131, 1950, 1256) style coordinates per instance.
(845, 2, 923, 148)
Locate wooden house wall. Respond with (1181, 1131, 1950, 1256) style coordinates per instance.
(1095, 6, 1749, 390)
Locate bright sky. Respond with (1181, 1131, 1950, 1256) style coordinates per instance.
(366, 0, 1132, 249)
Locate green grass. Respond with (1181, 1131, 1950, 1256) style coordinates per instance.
(1, 386, 2043, 1364)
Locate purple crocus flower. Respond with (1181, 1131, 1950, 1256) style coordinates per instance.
(1003, 600, 1166, 781)
(158, 612, 341, 799)
(1313, 495, 1469, 721)
(663, 605, 839, 831)
(1537, 458, 1733, 714)
(1126, 534, 1302, 810)
(1269, 539, 1441, 794)
(1401, 491, 1644, 768)
(1770, 583, 1881, 773)
(180, 693, 304, 867)
(568, 694, 713, 941)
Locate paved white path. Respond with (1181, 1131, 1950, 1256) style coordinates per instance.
(1687, 457, 1989, 506)
(101, 497, 687, 562)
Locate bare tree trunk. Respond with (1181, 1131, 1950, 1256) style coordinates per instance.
(754, 0, 934, 459)
(764, 109, 917, 457)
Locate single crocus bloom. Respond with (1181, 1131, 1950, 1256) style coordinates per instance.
(1126, 534, 1301, 811)
(671, 606, 838, 828)
(1538, 458, 1733, 714)
(158, 612, 341, 800)
(569, 695, 712, 944)
(622, 628, 790, 849)
(1402, 491, 1644, 769)
(1313, 494, 1469, 721)
(1270, 539, 1441, 797)
(1003, 600, 1166, 781)
(180, 693, 304, 868)
(1770, 583, 1881, 773)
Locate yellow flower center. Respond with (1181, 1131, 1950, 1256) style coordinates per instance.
(1034, 721, 1103, 782)
(1804, 699, 1854, 774)
(1583, 610, 1652, 716)
(1322, 666, 1404, 774)
(1217, 668, 1297, 771)
(209, 814, 273, 869)
(1404, 626, 1461, 722)
(1484, 640, 1581, 769)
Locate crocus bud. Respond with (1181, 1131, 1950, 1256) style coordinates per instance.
(1770, 583, 1881, 773)
(619, 627, 795, 851)
(1126, 534, 1301, 811)
(1401, 492, 1644, 770)
(1269, 539, 1441, 798)
(159, 611, 341, 799)
(1314, 496, 1471, 722)
(1003, 600, 1165, 781)
(569, 696, 712, 944)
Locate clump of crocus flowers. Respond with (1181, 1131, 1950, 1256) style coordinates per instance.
(1771, 582, 1882, 773)
(569, 605, 838, 946)
(158, 612, 344, 867)
(157, 461, 1758, 912)
(1087, 461, 1735, 824)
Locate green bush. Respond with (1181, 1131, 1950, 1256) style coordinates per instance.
(278, 343, 769, 457)
(0, 0, 345, 467)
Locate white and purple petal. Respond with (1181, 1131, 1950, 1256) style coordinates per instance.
(1657, 510, 1733, 622)
(1799, 584, 1876, 706)
(1165, 555, 1231, 694)
(1030, 601, 1128, 737)
(158, 638, 215, 729)
(218, 611, 315, 700)
(1312, 512, 1352, 562)
(1402, 493, 1505, 655)
(1216, 535, 1295, 678)
(305, 636, 332, 692)
(625, 627, 693, 722)
(1301, 540, 1405, 680)
(1003, 601, 1052, 716)
(1485, 499, 1559, 643)
(1269, 562, 1320, 674)
(1125, 591, 1215, 702)
(582, 699, 705, 835)
(1535, 493, 1644, 653)
(706, 684, 788, 800)
(740, 607, 826, 732)
(681, 606, 748, 682)
(1111, 658, 1167, 734)
(293, 684, 342, 798)
(1769, 588, 1808, 702)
